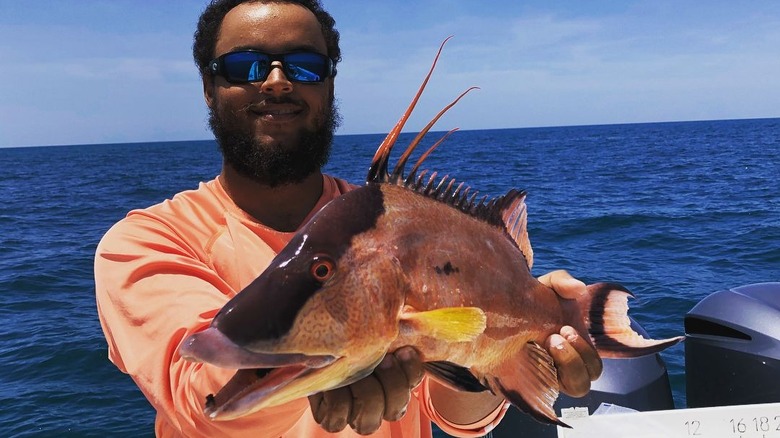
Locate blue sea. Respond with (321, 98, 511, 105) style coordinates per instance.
(1, 118, 778, 437)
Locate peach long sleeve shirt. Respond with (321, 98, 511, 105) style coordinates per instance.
(95, 175, 506, 437)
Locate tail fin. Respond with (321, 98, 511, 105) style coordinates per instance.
(580, 282, 684, 358)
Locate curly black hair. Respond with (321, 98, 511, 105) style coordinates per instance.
(193, 0, 341, 78)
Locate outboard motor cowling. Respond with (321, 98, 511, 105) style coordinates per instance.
(685, 282, 780, 408)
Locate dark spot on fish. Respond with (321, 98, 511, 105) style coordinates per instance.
(434, 261, 460, 275)
(205, 394, 216, 409)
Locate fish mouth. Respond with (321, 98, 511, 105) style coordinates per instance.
(203, 356, 382, 420)
(180, 328, 340, 419)
(180, 327, 336, 369)
(205, 365, 313, 420)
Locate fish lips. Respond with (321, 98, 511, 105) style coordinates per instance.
(205, 365, 312, 420)
(179, 327, 337, 369)
(179, 328, 339, 420)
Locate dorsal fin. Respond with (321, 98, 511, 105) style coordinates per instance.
(497, 189, 533, 268)
(366, 36, 478, 185)
(365, 35, 451, 184)
(365, 38, 531, 259)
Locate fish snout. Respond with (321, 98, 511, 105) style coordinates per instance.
(179, 327, 337, 369)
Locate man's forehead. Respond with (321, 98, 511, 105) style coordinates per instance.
(215, 2, 327, 55)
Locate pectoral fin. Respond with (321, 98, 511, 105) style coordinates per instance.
(484, 342, 569, 428)
(423, 361, 488, 392)
(400, 306, 486, 342)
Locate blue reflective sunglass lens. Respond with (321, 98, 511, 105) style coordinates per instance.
(223, 52, 270, 82)
(282, 53, 330, 82)
(213, 51, 332, 83)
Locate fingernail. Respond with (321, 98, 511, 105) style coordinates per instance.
(561, 326, 578, 342)
(565, 277, 586, 290)
(550, 334, 565, 350)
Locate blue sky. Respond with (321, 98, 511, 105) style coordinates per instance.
(1, 1, 779, 147)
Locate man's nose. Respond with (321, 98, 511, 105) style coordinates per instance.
(261, 61, 293, 95)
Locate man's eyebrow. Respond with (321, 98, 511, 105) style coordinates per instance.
(227, 44, 326, 54)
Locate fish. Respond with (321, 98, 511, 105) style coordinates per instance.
(179, 37, 684, 427)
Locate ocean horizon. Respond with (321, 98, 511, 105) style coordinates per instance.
(1, 117, 778, 436)
(3, 116, 777, 150)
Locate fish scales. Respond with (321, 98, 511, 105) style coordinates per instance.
(373, 184, 567, 360)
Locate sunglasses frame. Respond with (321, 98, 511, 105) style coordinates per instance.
(209, 50, 336, 84)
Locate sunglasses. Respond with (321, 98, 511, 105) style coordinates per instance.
(209, 50, 335, 84)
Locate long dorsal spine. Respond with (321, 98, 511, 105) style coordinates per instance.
(365, 37, 527, 229)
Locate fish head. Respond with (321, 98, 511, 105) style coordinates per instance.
(212, 184, 407, 356)
(180, 185, 411, 419)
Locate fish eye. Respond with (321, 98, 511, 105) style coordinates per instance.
(310, 256, 335, 282)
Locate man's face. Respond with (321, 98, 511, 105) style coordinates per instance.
(204, 2, 340, 187)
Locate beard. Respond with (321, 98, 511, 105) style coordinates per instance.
(209, 97, 341, 188)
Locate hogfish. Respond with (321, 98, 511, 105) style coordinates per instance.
(180, 38, 683, 426)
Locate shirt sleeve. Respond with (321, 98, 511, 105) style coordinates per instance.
(415, 378, 510, 438)
(94, 213, 308, 438)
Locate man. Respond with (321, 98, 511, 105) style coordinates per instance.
(95, 1, 602, 437)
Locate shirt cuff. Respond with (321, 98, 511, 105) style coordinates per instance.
(417, 378, 510, 437)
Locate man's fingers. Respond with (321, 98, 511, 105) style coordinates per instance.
(561, 325, 603, 381)
(538, 270, 602, 397)
(309, 386, 352, 433)
(537, 270, 586, 300)
(310, 348, 425, 435)
(309, 392, 325, 423)
(546, 333, 591, 397)
(373, 354, 412, 421)
(394, 346, 424, 388)
(347, 375, 385, 435)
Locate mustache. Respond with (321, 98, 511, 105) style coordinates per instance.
(237, 97, 304, 114)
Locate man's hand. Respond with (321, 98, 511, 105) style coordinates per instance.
(309, 346, 424, 435)
(538, 270, 603, 397)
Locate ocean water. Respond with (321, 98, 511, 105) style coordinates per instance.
(1, 118, 778, 437)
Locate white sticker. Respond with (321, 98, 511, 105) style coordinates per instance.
(557, 402, 780, 438)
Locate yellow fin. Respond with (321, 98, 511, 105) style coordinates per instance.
(401, 307, 486, 342)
